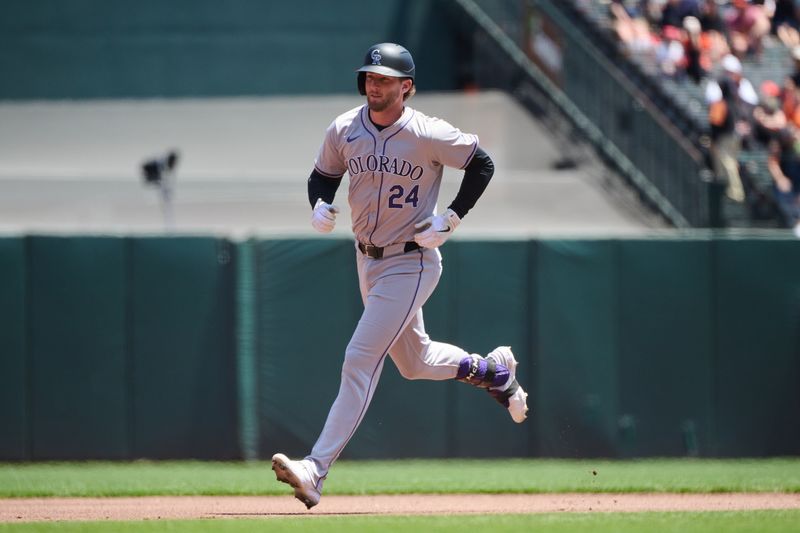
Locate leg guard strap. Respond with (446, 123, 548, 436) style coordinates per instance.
(488, 379, 519, 408)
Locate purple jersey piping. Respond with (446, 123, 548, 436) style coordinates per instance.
(358, 107, 379, 245)
(366, 108, 415, 246)
(314, 165, 343, 179)
(459, 136, 479, 170)
(323, 249, 426, 476)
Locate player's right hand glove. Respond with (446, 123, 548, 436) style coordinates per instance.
(413, 208, 461, 249)
(311, 198, 340, 233)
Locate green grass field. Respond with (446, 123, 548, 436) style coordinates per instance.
(1, 459, 799, 532)
(1, 458, 799, 497)
(2, 512, 800, 533)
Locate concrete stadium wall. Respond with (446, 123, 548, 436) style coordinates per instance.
(0, 236, 798, 460)
(0, 0, 463, 99)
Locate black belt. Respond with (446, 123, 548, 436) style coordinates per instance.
(358, 241, 420, 259)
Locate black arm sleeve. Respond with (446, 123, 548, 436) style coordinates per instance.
(447, 147, 494, 219)
(307, 169, 342, 208)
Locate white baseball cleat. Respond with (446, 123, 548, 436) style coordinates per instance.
(271, 453, 321, 509)
(486, 346, 529, 423)
(505, 385, 529, 424)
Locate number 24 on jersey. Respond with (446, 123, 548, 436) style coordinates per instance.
(388, 184, 419, 208)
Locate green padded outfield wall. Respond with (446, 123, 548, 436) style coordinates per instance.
(535, 240, 620, 458)
(129, 237, 238, 459)
(713, 239, 800, 456)
(616, 239, 714, 457)
(3, 236, 799, 459)
(0, 238, 27, 460)
(27, 237, 129, 460)
(0, 0, 462, 100)
(250, 237, 796, 459)
(533, 237, 800, 458)
(0, 236, 238, 460)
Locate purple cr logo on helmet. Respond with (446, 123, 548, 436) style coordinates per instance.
(356, 42, 415, 95)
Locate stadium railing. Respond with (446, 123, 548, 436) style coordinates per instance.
(452, 0, 724, 228)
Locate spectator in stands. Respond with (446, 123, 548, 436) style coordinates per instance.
(705, 53, 759, 112)
(773, 0, 800, 48)
(772, 0, 798, 30)
(727, 0, 772, 59)
(753, 80, 788, 143)
(706, 54, 759, 201)
(694, 1, 731, 67)
(642, 0, 673, 26)
(699, 0, 729, 36)
(610, 0, 645, 19)
(780, 46, 800, 127)
(766, 127, 800, 234)
(657, 24, 689, 76)
(782, 77, 800, 127)
(611, 0, 658, 54)
(683, 15, 709, 82)
(660, 0, 701, 29)
(789, 44, 800, 86)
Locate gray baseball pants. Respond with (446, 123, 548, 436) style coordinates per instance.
(305, 244, 468, 486)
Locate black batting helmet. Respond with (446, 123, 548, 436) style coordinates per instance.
(356, 43, 415, 96)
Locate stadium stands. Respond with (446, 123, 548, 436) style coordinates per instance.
(469, 0, 797, 228)
(567, 0, 794, 228)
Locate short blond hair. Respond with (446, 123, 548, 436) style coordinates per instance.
(402, 80, 416, 101)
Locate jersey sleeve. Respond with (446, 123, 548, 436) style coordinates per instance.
(427, 118, 480, 170)
(314, 121, 347, 178)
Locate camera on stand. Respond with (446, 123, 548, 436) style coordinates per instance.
(141, 150, 180, 231)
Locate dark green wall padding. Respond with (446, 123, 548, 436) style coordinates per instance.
(27, 237, 128, 460)
(129, 238, 238, 459)
(0, 236, 798, 460)
(0, 0, 461, 99)
(536, 240, 620, 458)
(0, 236, 239, 460)
(0, 238, 27, 460)
(713, 239, 800, 456)
(616, 240, 714, 458)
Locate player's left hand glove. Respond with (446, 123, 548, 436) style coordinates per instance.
(413, 208, 461, 249)
(311, 198, 340, 233)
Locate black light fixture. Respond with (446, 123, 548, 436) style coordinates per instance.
(140, 150, 180, 230)
(141, 150, 179, 185)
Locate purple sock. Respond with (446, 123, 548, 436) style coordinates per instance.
(456, 355, 509, 388)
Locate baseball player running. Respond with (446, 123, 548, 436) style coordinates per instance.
(272, 42, 528, 509)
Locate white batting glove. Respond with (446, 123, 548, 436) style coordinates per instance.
(413, 208, 461, 249)
(311, 198, 340, 233)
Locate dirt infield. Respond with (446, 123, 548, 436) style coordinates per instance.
(2, 493, 799, 522)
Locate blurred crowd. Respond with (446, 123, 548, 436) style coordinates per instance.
(609, 0, 792, 78)
(603, 0, 800, 232)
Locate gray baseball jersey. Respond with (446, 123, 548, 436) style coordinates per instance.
(314, 104, 479, 247)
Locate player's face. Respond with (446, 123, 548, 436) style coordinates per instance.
(365, 73, 409, 112)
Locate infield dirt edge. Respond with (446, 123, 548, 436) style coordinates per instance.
(2, 493, 800, 522)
